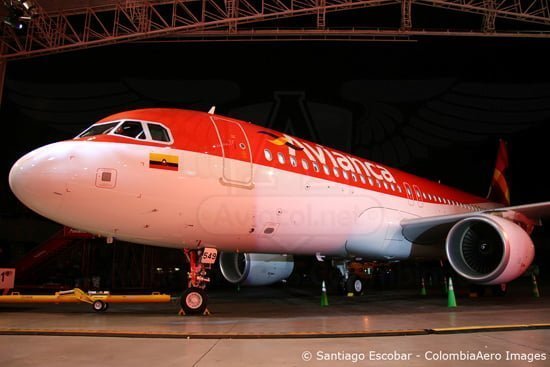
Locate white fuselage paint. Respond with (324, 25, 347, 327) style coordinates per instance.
(9, 140, 497, 260)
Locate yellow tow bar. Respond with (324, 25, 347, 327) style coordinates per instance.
(0, 288, 171, 312)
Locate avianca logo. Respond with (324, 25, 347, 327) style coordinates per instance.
(260, 132, 396, 184)
(258, 131, 304, 151)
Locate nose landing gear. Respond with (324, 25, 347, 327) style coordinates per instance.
(179, 248, 218, 316)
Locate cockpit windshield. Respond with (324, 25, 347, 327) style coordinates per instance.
(77, 119, 173, 144)
(78, 122, 119, 138)
(113, 121, 145, 139)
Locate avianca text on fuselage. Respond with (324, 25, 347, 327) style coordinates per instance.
(275, 133, 396, 184)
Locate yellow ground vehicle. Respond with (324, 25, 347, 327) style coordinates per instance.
(0, 288, 171, 312)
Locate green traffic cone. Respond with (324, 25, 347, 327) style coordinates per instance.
(447, 277, 457, 308)
(420, 277, 427, 296)
(321, 280, 329, 307)
(532, 273, 540, 298)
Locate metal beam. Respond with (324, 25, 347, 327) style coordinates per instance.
(484, 0, 496, 32)
(0, 42, 6, 107)
(317, 0, 326, 29)
(401, 0, 412, 31)
(160, 28, 550, 38)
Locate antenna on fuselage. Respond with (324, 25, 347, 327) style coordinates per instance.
(208, 106, 216, 115)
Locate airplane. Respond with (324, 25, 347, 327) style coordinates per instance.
(8, 107, 550, 314)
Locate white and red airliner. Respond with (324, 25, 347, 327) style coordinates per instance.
(8, 108, 550, 314)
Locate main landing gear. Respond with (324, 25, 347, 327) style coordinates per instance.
(334, 261, 364, 296)
(179, 248, 218, 316)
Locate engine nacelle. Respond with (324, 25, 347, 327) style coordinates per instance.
(446, 214, 534, 285)
(219, 252, 294, 286)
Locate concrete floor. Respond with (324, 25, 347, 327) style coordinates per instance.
(1, 281, 550, 366)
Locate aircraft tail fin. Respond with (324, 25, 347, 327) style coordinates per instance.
(487, 139, 511, 206)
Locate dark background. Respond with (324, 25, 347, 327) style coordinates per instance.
(1, 38, 549, 289)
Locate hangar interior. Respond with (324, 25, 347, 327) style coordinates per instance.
(2, 0, 550, 293)
(1, 1, 550, 366)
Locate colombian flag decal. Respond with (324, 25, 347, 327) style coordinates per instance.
(149, 153, 179, 171)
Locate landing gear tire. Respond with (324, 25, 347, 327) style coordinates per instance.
(92, 300, 108, 312)
(346, 276, 363, 296)
(181, 287, 208, 315)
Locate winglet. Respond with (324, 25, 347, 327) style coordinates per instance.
(487, 139, 511, 206)
(208, 106, 216, 115)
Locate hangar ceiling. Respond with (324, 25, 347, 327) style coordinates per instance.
(35, 1, 125, 12)
(1, 0, 550, 61)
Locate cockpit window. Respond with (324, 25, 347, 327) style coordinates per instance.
(77, 118, 173, 144)
(114, 121, 145, 139)
(78, 122, 119, 138)
(148, 123, 171, 142)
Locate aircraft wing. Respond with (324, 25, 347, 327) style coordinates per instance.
(487, 201, 550, 220)
(401, 201, 550, 245)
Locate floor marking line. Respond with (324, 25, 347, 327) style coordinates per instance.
(1, 324, 549, 339)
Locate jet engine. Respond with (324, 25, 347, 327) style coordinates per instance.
(446, 214, 534, 285)
(218, 252, 294, 286)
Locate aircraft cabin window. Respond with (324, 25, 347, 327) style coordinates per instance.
(78, 122, 119, 138)
(391, 183, 396, 191)
(290, 156, 297, 167)
(302, 159, 309, 170)
(312, 162, 320, 172)
(360, 175, 366, 184)
(114, 121, 145, 139)
(333, 167, 340, 177)
(343, 171, 349, 180)
(148, 123, 171, 142)
(277, 152, 286, 164)
(352, 173, 357, 182)
(397, 185, 402, 193)
(368, 177, 374, 186)
(323, 165, 330, 175)
(384, 182, 389, 190)
(264, 149, 273, 161)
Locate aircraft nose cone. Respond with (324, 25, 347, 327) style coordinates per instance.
(9, 143, 68, 217)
